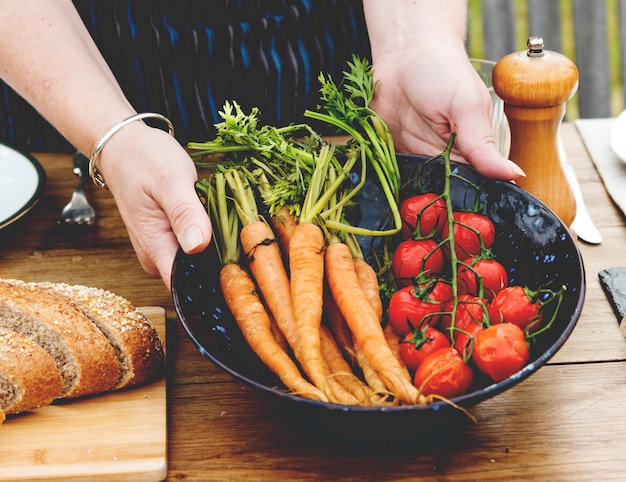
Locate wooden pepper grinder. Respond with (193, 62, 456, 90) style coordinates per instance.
(493, 36, 579, 226)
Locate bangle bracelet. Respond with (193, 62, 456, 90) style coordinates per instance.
(89, 112, 175, 189)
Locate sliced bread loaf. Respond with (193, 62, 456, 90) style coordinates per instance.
(0, 280, 120, 399)
(34, 281, 165, 389)
(0, 327, 62, 416)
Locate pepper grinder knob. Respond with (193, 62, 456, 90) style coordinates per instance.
(493, 36, 579, 226)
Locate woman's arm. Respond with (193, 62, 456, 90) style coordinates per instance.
(0, 0, 133, 152)
(0, 0, 212, 287)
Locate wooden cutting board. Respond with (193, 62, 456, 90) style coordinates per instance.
(0, 306, 167, 481)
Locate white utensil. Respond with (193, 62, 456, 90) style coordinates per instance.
(564, 162, 602, 244)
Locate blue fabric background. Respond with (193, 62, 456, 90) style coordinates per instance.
(0, 0, 370, 152)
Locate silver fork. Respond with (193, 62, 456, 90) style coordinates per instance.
(58, 151, 96, 225)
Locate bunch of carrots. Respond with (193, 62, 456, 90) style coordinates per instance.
(191, 57, 426, 406)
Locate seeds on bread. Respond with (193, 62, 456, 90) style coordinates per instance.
(0, 280, 121, 399)
(0, 326, 62, 415)
(33, 281, 165, 390)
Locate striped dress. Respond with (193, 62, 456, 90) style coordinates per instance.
(0, 0, 371, 151)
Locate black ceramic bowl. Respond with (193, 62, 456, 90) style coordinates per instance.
(171, 153, 585, 438)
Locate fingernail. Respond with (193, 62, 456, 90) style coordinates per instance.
(181, 226, 206, 253)
(509, 161, 526, 177)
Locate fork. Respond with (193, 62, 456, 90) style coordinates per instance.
(58, 151, 96, 225)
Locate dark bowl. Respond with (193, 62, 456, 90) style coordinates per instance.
(171, 153, 585, 439)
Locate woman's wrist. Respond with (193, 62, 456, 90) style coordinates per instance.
(88, 113, 175, 189)
(363, 0, 467, 57)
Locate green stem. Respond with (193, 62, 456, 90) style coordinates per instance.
(300, 143, 336, 224)
(200, 172, 241, 266)
(223, 168, 259, 227)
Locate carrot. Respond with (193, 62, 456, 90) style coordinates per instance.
(244, 218, 357, 403)
(323, 288, 357, 366)
(222, 170, 300, 350)
(325, 285, 390, 402)
(220, 263, 328, 402)
(199, 172, 327, 402)
(325, 240, 424, 405)
(319, 325, 374, 404)
(289, 222, 358, 404)
(344, 232, 384, 324)
(268, 309, 290, 354)
(248, 167, 298, 264)
(269, 205, 298, 263)
(352, 252, 405, 391)
(225, 170, 353, 399)
(240, 219, 298, 349)
(351, 258, 401, 401)
(383, 323, 405, 368)
(353, 257, 383, 323)
(352, 338, 389, 395)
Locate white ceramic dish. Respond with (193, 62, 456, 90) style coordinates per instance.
(0, 142, 46, 229)
(610, 110, 626, 163)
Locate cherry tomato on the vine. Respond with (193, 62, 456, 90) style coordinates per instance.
(441, 294, 488, 357)
(413, 347, 474, 399)
(457, 256, 508, 301)
(387, 278, 452, 337)
(472, 323, 530, 382)
(488, 285, 543, 332)
(399, 326, 450, 373)
(399, 193, 447, 239)
(392, 239, 444, 286)
(441, 211, 495, 260)
(453, 315, 485, 359)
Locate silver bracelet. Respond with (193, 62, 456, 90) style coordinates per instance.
(89, 112, 175, 189)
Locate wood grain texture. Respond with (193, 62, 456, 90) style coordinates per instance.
(166, 363, 626, 481)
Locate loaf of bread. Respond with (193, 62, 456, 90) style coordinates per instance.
(0, 327, 63, 415)
(0, 278, 164, 423)
(33, 281, 165, 390)
(0, 281, 120, 398)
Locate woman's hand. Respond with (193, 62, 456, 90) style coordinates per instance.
(369, 36, 523, 180)
(363, 0, 524, 181)
(97, 122, 212, 288)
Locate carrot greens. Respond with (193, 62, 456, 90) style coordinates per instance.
(188, 56, 401, 238)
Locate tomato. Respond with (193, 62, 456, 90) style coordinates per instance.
(441, 294, 488, 357)
(388, 286, 440, 337)
(473, 323, 530, 382)
(441, 294, 487, 331)
(457, 256, 508, 301)
(453, 315, 485, 359)
(399, 326, 450, 373)
(387, 279, 452, 337)
(399, 193, 447, 239)
(392, 239, 444, 286)
(413, 348, 474, 399)
(488, 285, 543, 332)
(441, 211, 496, 260)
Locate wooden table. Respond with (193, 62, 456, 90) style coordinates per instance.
(2, 122, 625, 481)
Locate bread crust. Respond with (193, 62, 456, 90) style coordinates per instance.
(0, 281, 120, 398)
(36, 282, 165, 389)
(0, 327, 62, 415)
